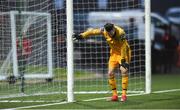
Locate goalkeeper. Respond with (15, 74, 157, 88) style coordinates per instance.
(73, 23, 131, 102)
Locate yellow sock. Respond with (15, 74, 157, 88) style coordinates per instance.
(108, 75, 117, 96)
(122, 75, 128, 95)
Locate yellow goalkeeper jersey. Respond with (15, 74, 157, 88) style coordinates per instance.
(80, 25, 131, 62)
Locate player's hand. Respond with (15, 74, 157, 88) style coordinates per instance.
(72, 33, 83, 41)
(121, 59, 129, 69)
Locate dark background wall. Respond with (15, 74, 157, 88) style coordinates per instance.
(152, 0, 180, 15)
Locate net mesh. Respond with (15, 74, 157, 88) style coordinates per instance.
(0, 0, 64, 97)
(73, 0, 145, 93)
(0, 0, 145, 100)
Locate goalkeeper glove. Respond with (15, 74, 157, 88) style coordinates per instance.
(72, 33, 83, 41)
(121, 59, 129, 69)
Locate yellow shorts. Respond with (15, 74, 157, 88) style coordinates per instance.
(108, 54, 130, 70)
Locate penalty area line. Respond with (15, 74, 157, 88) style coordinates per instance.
(9, 94, 143, 110)
(8, 101, 71, 109)
(9, 88, 180, 109)
(83, 93, 144, 102)
(84, 88, 180, 102)
(152, 89, 180, 93)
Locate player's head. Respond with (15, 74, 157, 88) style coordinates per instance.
(104, 23, 115, 37)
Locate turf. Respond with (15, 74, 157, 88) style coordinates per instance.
(34, 92, 180, 109)
(0, 74, 180, 109)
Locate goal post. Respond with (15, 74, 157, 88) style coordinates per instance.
(66, 0, 74, 102)
(10, 11, 18, 78)
(67, 0, 151, 102)
(145, 0, 152, 94)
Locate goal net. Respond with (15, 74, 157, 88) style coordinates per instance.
(0, 0, 150, 101)
(0, 2, 56, 97)
(73, 0, 146, 94)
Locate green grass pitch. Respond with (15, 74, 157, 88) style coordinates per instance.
(0, 74, 180, 109)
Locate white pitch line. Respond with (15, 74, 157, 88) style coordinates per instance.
(8, 88, 180, 109)
(83, 93, 145, 102)
(7, 94, 144, 109)
(6, 101, 71, 110)
(152, 89, 180, 93)
(0, 100, 62, 103)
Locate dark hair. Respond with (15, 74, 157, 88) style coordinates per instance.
(104, 23, 114, 32)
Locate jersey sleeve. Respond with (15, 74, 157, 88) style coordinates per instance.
(115, 26, 126, 41)
(80, 28, 103, 38)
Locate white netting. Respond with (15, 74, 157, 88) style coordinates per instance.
(0, 0, 146, 100)
(73, 0, 145, 93)
(0, 12, 12, 81)
(0, 0, 65, 97)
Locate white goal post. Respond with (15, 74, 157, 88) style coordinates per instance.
(66, 0, 151, 102)
(145, 0, 151, 94)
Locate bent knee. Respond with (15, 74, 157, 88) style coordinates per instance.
(108, 71, 114, 78)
